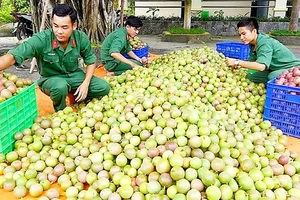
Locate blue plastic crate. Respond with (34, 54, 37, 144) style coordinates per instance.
(263, 79, 300, 138)
(0, 84, 38, 154)
(123, 45, 149, 59)
(216, 42, 250, 60)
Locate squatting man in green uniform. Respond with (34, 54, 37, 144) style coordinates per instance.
(226, 17, 300, 83)
(0, 4, 110, 111)
(101, 16, 149, 76)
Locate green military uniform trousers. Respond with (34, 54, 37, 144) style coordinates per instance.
(104, 59, 142, 76)
(38, 69, 110, 111)
(247, 68, 292, 84)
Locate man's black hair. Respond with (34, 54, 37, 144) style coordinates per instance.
(237, 17, 259, 34)
(125, 16, 143, 28)
(52, 4, 77, 24)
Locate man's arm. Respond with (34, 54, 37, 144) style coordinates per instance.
(226, 58, 266, 71)
(111, 52, 141, 68)
(126, 51, 142, 62)
(226, 42, 272, 71)
(0, 54, 16, 71)
(74, 63, 96, 102)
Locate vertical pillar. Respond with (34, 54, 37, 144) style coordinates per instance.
(184, 0, 192, 29)
(273, 0, 288, 17)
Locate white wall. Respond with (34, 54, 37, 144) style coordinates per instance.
(134, 1, 182, 17)
(200, 1, 251, 17)
(121, 0, 288, 18)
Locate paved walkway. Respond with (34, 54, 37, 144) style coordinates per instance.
(140, 35, 300, 58)
(1, 35, 300, 82)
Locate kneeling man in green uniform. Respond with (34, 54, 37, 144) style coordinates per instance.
(0, 4, 110, 111)
(226, 17, 300, 83)
(101, 16, 147, 76)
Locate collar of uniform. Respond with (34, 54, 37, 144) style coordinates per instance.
(70, 33, 76, 47)
(121, 27, 129, 38)
(64, 32, 77, 55)
(51, 31, 77, 49)
(52, 39, 59, 49)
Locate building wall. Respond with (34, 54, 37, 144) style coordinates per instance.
(122, 0, 286, 18)
(134, 1, 182, 17)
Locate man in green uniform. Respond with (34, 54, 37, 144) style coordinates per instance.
(0, 4, 110, 111)
(101, 16, 147, 76)
(226, 17, 300, 83)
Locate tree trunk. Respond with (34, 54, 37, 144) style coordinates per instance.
(183, 0, 191, 29)
(120, 0, 125, 27)
(289, 0, 300, 31)
(183, 0, 192, 29)
(30, 0, 115, 42)
(71, 0, 115, 42)
(30, 0, 55, 33)
(0, 0, 2, 7)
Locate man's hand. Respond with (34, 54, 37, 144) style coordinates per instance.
(226, 57, 240, 69)
(131, 62, 141, 68)
(74, 82, 89, 102)
(140, 57, 148, 64)
(140, 57, 152, 67)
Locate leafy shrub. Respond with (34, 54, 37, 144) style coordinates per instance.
(0, 0, 31, 25)
(138, 10, 290, 22)
(138, 15, 182, 21)
(0, 3, 14, 25)
(13, 0, 30, 13)
(167, 27, 207, 34)
(270, 30, 300, 36)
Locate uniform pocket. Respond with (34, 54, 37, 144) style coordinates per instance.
(69, 56, 78, 63)
(43, 54, 59, 64)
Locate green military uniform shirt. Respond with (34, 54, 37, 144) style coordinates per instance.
(248, 33, 300, 70)
(8, 29, 96, 81)
(100, 27, 132, 64)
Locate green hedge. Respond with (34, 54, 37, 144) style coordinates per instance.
(270, 30, 300, 36)
(167, 27, 207, 35)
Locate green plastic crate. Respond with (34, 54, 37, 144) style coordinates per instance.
(0, 84, 38, 154)
(201, 11, 209, 20)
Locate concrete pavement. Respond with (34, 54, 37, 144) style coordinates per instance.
(1, 35, 300, 83)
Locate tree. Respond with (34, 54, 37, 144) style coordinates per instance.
(289, 0, 300, 31)
(29, 0, 116, 42)
(183, 0, 191, 29)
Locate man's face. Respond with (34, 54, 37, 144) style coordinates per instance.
(52, 14, 77, 43)
(238, 26, 256, 45)
(126, 25, 141, 38)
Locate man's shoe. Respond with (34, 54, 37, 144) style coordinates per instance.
(15, 65, 30, 71)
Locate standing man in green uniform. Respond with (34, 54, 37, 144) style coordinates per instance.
(101, 16, 147, 76)
(0, 4, 110, 111)
(226, 17, 300, 83)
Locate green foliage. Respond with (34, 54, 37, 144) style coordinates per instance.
(270, 30, 300, 36)
(126, 0, 135, 16)
(0, 0, 31, 25)
(167, 27, 207, 35)
(138, 9, 290, 22)
(0, 0, 14, 25)
(256, 16, 290, 22)
(138, 15, 182, 21)
(13, 0, 30, 13)
(91, 41, 102, 48)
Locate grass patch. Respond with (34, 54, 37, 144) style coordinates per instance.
(270, 30, 300, 36)
(168, 27, 207, 34)
(91, 42, 102, 48)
